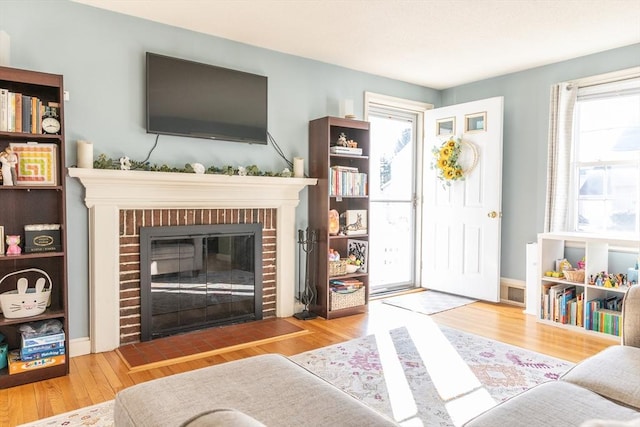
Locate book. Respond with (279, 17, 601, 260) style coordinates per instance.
(0, 88, 8, 131)
(22, 95, 31, 133)
(14, 93, 22, 132)
(7, 92, 15, 132)
(330, 146, 363, 155)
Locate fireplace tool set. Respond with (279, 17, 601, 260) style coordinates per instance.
(294, 227, 318, 320)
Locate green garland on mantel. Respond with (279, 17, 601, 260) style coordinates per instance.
(93, 153, 292, 177)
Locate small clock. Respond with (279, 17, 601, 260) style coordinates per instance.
(42, 116, 61, 134)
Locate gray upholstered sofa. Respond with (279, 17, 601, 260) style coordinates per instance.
(114, 287, 640, 427)
(113, 352, 398, 426)
(464, 285, 640, 427)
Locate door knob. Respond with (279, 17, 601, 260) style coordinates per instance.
(487, 211, 499, 218)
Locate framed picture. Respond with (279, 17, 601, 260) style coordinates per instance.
(347, 239, 368, 273)
(9, 143, 58, 186)
(436, 117, 455, 136)
(465, 112, 487, 133)
(341, 209, 367, 235)
(0, 226, 4, 255)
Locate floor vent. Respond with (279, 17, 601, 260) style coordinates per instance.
(500, 282, 525, 306)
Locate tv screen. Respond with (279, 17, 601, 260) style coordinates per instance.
(146, 52, 268, 144)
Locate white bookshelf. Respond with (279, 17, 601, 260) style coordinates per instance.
(537, 232, 638, 340)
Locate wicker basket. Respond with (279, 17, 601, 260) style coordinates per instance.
(329, 259, 348, 277)
(330, 287, 365, 311)
(563, 269, 585, 283)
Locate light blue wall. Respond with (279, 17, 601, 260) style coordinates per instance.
(441, 44, 640, 282)
(2, 0, 639, 341)
(1, 0, 439, 339)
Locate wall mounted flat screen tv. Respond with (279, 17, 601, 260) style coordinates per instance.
(146, 52, 268, 144)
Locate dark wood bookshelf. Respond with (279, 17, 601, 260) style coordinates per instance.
(308, 116, 370, 319)
(0, 65, 69, 388)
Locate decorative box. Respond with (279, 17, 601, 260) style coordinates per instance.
(24, 224, 61, 253)
(341, 210, 367, 235)
(9, 142, 58, 186)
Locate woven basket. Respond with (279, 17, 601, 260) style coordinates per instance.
(330, 287, 365, 310)
(563, 269, 585, 283)
(329, 259, 348, 277)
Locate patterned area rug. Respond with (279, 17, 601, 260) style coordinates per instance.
(382, 290, 478, 315)
(19, 401, 115, 427)
(20, 322, 572, 427)
(291, 321, 572, 426)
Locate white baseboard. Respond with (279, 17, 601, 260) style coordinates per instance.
(69, 337, 91, 357)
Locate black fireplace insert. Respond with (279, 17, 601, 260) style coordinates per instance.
(139, 224, 263, 341)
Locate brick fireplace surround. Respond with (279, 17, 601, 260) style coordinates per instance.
(119, 207, 276, 345)
(69, 168, 316, 353)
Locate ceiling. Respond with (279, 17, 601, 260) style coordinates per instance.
(72, 0, 640, 89)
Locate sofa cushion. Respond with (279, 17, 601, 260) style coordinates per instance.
(561, 345, 640, 410)
(181, 409, 265, 427)
(114, 353, 398, 427)
(464, 381, 640, 427)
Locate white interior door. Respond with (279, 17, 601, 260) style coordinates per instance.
(422, 97, 503, 301)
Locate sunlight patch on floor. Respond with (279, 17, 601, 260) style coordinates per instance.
(371, 312, 498, 426)
(375, 330, 420, 424)
(407, 318, 497, 425)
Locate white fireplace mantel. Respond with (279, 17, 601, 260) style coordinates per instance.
(68, 167, 316, 353)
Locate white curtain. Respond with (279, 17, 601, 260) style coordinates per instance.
(544, 82, 578, 232)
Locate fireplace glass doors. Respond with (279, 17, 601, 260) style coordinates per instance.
(139, 224, 263, 341)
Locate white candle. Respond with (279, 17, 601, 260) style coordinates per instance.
(339, 99, 354, 119)
(77, 140, 94, 169)
(293, 157, 304, 178)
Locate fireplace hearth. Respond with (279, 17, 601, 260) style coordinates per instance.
(68, 168, 316, 353)
(139, 224, 263, 340)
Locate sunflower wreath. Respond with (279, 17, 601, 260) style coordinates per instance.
(431, 137, 478, 187)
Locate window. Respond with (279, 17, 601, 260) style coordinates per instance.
(571, 78, 640, 234)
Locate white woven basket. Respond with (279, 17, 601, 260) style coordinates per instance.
(0, 268, 52, 319)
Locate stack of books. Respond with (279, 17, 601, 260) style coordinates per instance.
(329, 278, 364, 293)
(0, 88, 59, 134)
(329, 165, 367, 197)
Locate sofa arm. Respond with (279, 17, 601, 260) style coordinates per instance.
(622, 285, 640, 347)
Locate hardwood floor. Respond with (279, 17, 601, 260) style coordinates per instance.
(0, 297, 615, 426)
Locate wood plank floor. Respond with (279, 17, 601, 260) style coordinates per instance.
(0, 296, 616, 426)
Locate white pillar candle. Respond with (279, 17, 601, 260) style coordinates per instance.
(339, 99, 354, 119)
(77, 140, 94, 169)
(293, 157, 304, 178)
